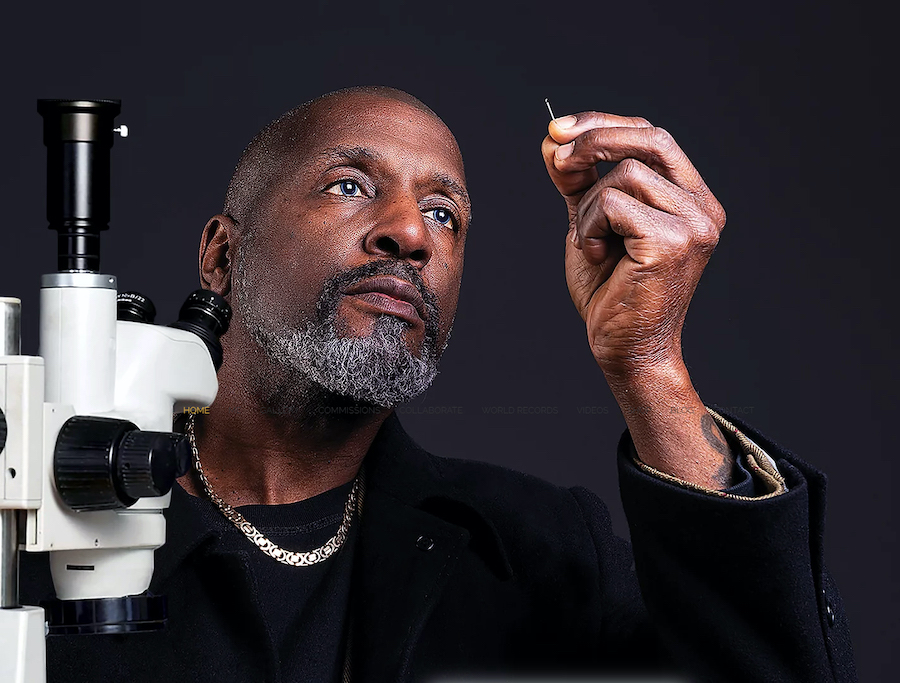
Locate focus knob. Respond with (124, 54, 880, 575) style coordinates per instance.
(54, 416, 137, 511)
(117, 431, 190, 500)
(0, 407, 7, 454)
(54, 416, 190, 511)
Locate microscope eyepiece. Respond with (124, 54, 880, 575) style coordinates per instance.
(168, 290, 232, 371)
(116, 291, 157, 324)
(37, 99, 123, 273)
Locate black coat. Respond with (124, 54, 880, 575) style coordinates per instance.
(20, 407, 857, 682)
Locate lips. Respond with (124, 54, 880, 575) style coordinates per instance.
(342, 275, 428, 324)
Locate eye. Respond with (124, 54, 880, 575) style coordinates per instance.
(425, 207, 457, 229)
(326, 179, 364, 197)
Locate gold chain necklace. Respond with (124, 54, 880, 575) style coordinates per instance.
(185, 412, 363, 567)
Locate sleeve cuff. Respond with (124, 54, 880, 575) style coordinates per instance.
(628, 405, 789, 500)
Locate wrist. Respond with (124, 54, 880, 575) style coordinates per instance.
(602, 360, 737, 490)
(602, 356, 692, 403)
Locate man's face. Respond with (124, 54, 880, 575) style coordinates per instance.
(232, 94, 470, 409)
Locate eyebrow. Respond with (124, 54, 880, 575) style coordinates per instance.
(430, 171, 472, 219)
(315, 145, 472, 222)
(315, 145, 378, 165)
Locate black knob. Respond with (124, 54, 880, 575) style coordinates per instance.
(117, 291, 156, 323)
(117, 431, 190, 500)
(0, 407, 6, 455)
(54, 416, 189, 511)
(54, 416, 137, 511)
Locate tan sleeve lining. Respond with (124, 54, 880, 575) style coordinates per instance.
(629, 406, 788, 500)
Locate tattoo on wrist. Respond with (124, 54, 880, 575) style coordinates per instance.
(701, 413, 734, 487)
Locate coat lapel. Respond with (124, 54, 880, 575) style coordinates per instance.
(352, 489, 470, 682)
(348, 411, 510, 682)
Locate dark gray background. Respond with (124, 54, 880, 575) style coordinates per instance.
(1, 0, 893, 678)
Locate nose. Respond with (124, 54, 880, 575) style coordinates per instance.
(362, 195, 432, 268)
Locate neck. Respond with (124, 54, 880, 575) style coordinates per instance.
(177, 339, 391, 506)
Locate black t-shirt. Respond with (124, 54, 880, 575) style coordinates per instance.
(179, 479, 358, 683)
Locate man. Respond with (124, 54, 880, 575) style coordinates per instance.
(22, 86, 856, 682)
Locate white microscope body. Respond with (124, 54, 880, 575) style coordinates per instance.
(0, 99, 228, 682)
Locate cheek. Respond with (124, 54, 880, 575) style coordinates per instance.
(259, 209, 351, 320)
(246, 245, 325, 326)
(434, 261, 464, 330)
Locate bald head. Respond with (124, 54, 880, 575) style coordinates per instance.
(222, 86, 453, 238)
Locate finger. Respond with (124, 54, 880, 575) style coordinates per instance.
(587, 187, 694, 268)
(542, 134, 598, 206)
(552, 126, 712, 204)
(577, 159, 704, 228)
(548, 110, 653, 145)
(567, 226, 628, 283)
(543, 113, 653, 204)
(576, 176, 721, 263)
(577, 186, 645, 246)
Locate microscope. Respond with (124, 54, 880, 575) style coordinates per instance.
(0, 99, 231, 682)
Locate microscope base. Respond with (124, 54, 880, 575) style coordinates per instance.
(41, 592, 166, 635)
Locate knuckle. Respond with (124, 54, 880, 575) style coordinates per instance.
(650, 127, 676, 154)
(594, 112, 617, 127)
(694, 217, 721, 248)
(598, 186, 618, 206)
(584, 127, 607, 148)
(619, 158, 642, 180)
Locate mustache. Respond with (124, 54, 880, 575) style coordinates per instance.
(316, 260, 441, 329)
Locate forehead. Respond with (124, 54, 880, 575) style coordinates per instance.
(296, 95, 466, 180)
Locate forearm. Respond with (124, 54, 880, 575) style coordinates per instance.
(604, 361, 735, 490)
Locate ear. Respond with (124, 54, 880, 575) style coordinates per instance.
(199, 214, 237, 297)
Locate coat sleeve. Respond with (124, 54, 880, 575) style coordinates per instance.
(580, 406, 858, 682)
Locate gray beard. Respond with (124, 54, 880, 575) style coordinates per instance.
(232, 241, 449, 414)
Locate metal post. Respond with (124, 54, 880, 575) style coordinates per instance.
(0, 297, 20, 355)
(0, 513, 18, 608)
(1, 297, 21, 608)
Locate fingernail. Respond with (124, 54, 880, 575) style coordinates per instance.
(554, 115, 577, 129)
(556, 142, 574, 160)
(570, 229, 578, 245)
